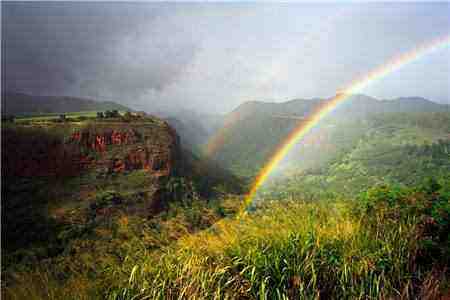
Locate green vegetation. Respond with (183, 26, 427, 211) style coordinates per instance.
(210, 96, 448, 177)
(1, 118, 242, 296)
(2, 106, 449, 299)
(260, 112, 450, 201)
(3, 180, 449, 299)
(14, 111, 100, 123)
(8, 110, 165, 128)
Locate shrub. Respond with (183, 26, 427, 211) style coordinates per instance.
(3, 181, 449, 299)
(359, 178, 450, 272)
(90, 190, 123, 210)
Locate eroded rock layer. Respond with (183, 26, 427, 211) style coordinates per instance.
(2, 121, 181, 178)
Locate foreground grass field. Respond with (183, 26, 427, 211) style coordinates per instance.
(4, 179, 449, 299)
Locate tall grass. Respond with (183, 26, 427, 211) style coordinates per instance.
(3, 182, 448, 299)
(113, 199, 426, 299)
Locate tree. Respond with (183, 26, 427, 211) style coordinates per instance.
(111, 110, 120, 118)
(104, 110, 115, 118)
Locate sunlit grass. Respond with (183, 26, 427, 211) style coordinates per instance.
(115, 199, 421, 299)
(3, 182, 448, 299)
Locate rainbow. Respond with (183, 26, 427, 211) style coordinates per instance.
(241, 34, 450, 213)
(204, 6, 354, 158)
(204, 110, 242, 157)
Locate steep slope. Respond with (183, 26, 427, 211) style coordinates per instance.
(258, 112, 450, 200)
(1, 116, 240, 256)
(2, 117, 180, 251)
(209, 95, 448, 176)
(2, 121, 180, 178)
(1, 91, 131, 115)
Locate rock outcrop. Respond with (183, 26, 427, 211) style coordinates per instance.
(2, 120, 181, 178)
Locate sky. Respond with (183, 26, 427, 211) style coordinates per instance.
(2, 2, 449, 113)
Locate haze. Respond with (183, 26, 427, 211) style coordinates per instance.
(2, 2, 449, 113)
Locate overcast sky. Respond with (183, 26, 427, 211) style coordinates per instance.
(2, 2, 449, 113)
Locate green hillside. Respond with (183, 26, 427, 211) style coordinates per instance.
(2, 98, 449, 299)
(209, 95, 448, 177)
(258, 112, 450, 201)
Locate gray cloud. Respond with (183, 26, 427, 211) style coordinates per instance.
(2, 2, 198, 102)
(2, 2, 449, 113)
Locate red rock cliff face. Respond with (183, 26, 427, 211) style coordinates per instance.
(2, 121, 181, 178)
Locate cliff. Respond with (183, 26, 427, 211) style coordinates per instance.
(1, 118, 186, 247)
(2, 120, 181, 178)
(1, 116, 241, 249)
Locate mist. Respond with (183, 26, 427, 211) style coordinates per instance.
(2, 2, 449, 114)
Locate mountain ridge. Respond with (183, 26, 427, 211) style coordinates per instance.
(208, 94, 449, 176)
(230, 94, 447, 117)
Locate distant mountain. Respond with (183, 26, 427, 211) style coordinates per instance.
(228, 94, 447, 120)
(380, 96, 448, 113)
(208, 94, 448, 176)
(1, 91, 131, 115)
(332, 94, 448, 116)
